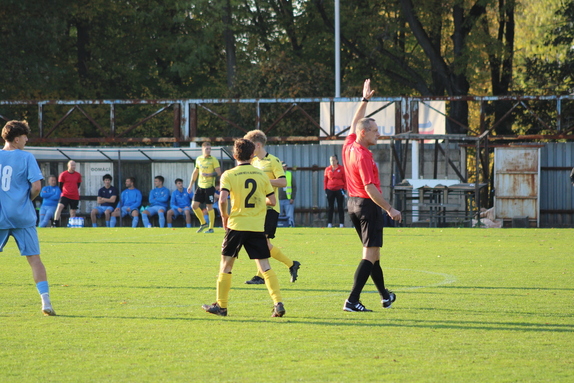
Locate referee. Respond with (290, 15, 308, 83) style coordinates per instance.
(342, 79, 402, 312)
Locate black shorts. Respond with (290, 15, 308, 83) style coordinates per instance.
(348, 197, 384, 248)
(264, 209, 279, 239)
(59, 196, 79, 210)
(193, 186, 216, 205)
(221, 230, 270, 259)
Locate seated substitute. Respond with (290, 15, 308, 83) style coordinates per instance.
(90, 174, 119, 227)
(202, 138, 285, 318)
(110, 177, 142, 228)
(38, 175, 61, 228)
(167, 178, 193, 228)
(142, 175, 170, 228)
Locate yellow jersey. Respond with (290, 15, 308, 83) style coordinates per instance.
(251, 153, 285, 213)
(220, 163, 274, 232)
(195, 155, 220, 188)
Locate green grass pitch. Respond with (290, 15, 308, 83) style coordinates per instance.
(1, 227, 573, 382)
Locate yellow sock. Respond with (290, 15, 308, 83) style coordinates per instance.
(270, 246, 293, 268)
(256, 269, 264, 278)
(208, 209, 215, 229)
(216, 273, 232, 309)
(193, 208, 206, 225)
(262, 269, 282, 304)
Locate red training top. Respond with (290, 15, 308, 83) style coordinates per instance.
(342, 133, 381, 199)
(59, 170, 82, 200)
(324, 164, 346, 191)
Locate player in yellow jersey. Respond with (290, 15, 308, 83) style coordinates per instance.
(202, 138, 285, 317)
(242, 130, 301, 285)
(187, 142, 221, 233)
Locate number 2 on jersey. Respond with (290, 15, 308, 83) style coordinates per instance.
(244, 178, 257, 208)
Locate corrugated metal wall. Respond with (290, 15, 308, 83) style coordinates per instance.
(540, 143, 574, 228)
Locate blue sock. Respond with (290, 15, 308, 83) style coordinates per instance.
(36, 281, 49, 295)
(105, 220, 110, 227)
(92, 223, 97, 228)
(132, 216, 139, 228)
(167, 223, 173, 228)
(186, 223, 191, 228)
(159, 212, 165, 228)
(110, 216, 117, 227)
(142, 214, 150, 227)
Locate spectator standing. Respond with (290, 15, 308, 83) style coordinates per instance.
(167, 178, 193, 228)
(188, 142, 221, 234)
(324, 155, 347, 228)
(38, 175, 61, 228)
(278, 161, 296, 227)
(342, 79, 401, 313)
(53, 160, 82, 227)
(90, 174, 119, 227)
(0, 120, 56, 315)
(142, 175, 170, 228)
(110, 177, 142, 228)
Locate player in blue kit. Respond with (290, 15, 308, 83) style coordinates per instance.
(0, 120, 56, 316)
(142, 175, 170, 228)
(167, 178, 193, 228)
(110, 177, 142, 228)
(90, 174, 119, 227)
(38, 175, 61, 228)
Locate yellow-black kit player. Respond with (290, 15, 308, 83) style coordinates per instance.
(202, 138, 286, 317)
(242, 130, 301, 285)
(188, 141, 221, 233)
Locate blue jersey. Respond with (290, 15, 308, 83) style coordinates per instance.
(0, 149, 44, 229)
(149, 186, 170, 208)
(119, 188, 142, 210)
(170, 188, 192, 210)
(40, 185, 61, 207)
(98, 186, 119, 207)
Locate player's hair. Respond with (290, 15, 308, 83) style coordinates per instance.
(103, 174, 113, 181)
(48, 174, 57, 179)
(234, 138, 255, 162)
(127, 177, 136, 185)
(2, 120, 31, 142)
(201, 141, 211, 148)
(243, 129, 267, 145)
(155, 175, 164, 184)
(175, 178, 183, 184)
(357, 118, 376, 132)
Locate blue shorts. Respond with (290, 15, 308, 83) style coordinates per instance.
(171, 206, 191, 219)
(93, 206, 114, 217)
(120, 206, 139, 217)
(0, 227, 41, 256)
(144, 205, 167, 216)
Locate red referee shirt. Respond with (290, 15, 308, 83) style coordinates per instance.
(342, 133, 381, 198)
(59, 170, 82, 200)
(324, 164, 346, 190)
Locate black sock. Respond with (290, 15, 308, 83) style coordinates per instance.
(371, 260, 389, 300)
(348, 259, 373, 303)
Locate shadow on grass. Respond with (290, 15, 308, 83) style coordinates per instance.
(52, 313, 574, 333)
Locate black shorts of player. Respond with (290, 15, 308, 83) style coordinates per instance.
(59, 196, 79, 210)
(264, 209, 279, 239)
(221, 229, 271, 259)
(193, 186, 216, 205)
(347, 197, 384, 248)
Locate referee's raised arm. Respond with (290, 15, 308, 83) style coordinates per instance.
(350, 79, 376, 135)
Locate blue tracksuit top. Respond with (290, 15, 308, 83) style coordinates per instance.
(120, 188, 142, 210)
(170, 189, 192, 210)
(149, 187, 170, 208)
(40, 185, 61, 207)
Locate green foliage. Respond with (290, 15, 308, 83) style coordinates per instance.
(1, 227, 573, 381)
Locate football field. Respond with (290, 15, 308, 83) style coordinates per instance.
(1, 227, 572, 382)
